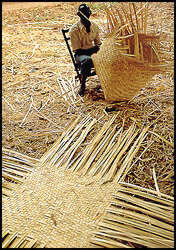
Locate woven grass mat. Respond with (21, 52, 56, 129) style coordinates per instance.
(2, 115, 174, 248)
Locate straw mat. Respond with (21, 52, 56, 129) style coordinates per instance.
(3, 165, 120, 248)
(2, 115, 174, 248)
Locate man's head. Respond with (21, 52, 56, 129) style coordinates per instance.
(77, 4, 92, 33)
(77, 4, 92, 19)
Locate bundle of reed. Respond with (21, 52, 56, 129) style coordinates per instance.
(92, 2, 173, 101)
(91, 182, 174, 248)
(2, 148, 40, 200)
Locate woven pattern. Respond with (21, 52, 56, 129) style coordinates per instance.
(92, 35, 161, 101)
(2, 166, 119, 248)
(2, 115, 174, 248)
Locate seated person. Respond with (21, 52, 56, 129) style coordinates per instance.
(69, 4, 102, 96)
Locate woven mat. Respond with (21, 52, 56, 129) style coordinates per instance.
(3, 165, 120, 248)
(2, 115, 174, 248)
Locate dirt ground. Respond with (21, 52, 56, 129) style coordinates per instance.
(2, 2, 59, 11)
(2, 2, 174, 195)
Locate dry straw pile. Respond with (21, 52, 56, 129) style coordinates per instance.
(92, 2, 173, 101)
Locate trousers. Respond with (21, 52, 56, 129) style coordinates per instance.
(75, 54, 94, 82)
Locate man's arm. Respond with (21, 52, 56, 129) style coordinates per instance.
(94, 24, 102, 47)
(75, 46, 99, 57)
(94, 33, 101, 48)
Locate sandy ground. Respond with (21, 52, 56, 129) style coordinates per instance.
(2, 2, 59, 12)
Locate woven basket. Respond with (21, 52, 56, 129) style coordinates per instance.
(92, 33, 163, 102)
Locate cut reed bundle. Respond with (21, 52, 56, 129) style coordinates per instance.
(39, 113, 149, 185)
(2, 148, 39, 199)
(91, 182, 174, 248)
(92, 2, 173, 101)
(2, 231, 46, 248)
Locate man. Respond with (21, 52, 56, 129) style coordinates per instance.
(69, 4, 102, 96)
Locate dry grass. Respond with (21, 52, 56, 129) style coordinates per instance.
(2, 1, 174, 199)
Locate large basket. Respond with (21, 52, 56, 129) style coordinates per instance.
(92, 33, 163, 102)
